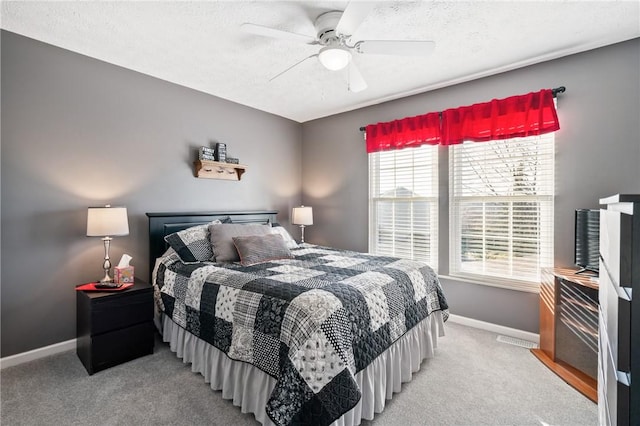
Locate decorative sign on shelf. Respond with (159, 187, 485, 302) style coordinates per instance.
(215, 143, 226, 162)
(198, 142, 240, 164)
(199, 146, 216, 161)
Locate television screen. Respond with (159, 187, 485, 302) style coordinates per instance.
(574, 209, 600, 274)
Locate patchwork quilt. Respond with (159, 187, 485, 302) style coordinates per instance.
(155, 245, 448, 426)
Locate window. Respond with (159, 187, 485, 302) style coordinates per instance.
(366, 89, 559, 292)
(449, 134, 554, 291)
(368, 145, 438, 268)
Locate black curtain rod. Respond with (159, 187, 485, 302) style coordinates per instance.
(358, 86, 566, 132)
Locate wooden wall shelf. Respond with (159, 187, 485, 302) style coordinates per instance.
(194, 160, 247, 181)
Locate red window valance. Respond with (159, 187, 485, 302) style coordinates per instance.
(365, 112, 441, 153)
(441, 89, 560, 145)
(365, 89, 560, 153)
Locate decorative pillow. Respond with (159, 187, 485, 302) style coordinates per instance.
(164, 220, 222, 263)
(270, 223, 298, 249)
(232, 234, 294, 266)
(209, 223, 272, 262)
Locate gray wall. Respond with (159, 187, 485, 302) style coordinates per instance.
(2, 29, 638, 357)
(302, 38, 640, 333)
(1, 31, 302, 357)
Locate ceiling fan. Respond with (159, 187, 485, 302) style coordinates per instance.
(240, 2, 435, 92)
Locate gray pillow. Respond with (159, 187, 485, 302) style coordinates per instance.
(232, 234, 293, 266)
(208, 223, 272, 262)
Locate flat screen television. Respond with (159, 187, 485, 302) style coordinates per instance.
(574, 209, 600, 274)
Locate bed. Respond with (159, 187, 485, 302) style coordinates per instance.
(147, 210, 448, 426)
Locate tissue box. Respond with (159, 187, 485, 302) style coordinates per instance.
(114, 266, 134, 284)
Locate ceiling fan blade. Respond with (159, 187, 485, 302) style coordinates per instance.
(269, 54, 318, 82)
(348, 61, 367, 93)
(335, 2, 375, 37)
(241, 23, 317, 45)
(355, 40, 436, 56)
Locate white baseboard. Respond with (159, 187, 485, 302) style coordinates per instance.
(447, 314, 540, 344)
(0, 338, 77, 370)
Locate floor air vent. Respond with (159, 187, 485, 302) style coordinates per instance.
(496, 335, 538, 349)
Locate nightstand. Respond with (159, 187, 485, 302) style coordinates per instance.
(76, 278, 154, 375)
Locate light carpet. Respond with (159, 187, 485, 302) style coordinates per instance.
(1, 322, 597, 425)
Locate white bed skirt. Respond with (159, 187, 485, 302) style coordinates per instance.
(161, 311, 446, 425)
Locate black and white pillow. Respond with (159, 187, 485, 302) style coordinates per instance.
(232, 234, 294, 266)
(164, 218, 228, 263)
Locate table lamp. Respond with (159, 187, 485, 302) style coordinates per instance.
(86, 205, 129, 286)
(292, 205, 313, 243)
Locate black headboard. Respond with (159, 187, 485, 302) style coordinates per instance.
(146, 210, 278, 281)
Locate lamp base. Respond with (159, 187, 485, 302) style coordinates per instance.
(98, 237, 118, 286)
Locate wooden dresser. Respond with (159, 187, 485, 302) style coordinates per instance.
(532, 266, 599, 402)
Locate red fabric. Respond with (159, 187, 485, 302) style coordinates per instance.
(364, 89, 560, 151)
(441, 89, 560, 145)
(365, 112, 441, 153)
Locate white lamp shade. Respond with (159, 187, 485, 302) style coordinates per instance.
(292, 206, 313, 226)
(318, 46, 351, 71)
(87, 206, 129, 237)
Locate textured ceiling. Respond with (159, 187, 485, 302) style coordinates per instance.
(2, 1, 639, 122)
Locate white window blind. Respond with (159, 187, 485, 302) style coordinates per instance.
(368, 145, 438, 269)
(449, 134, 554, 292)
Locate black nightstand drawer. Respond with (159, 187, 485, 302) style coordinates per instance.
(91, 292, 153, 335)
(76, 278, 155, 375)
(89, 321, 154, 374)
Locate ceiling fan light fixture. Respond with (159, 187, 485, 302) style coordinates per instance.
(318, 46, 351, 71)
